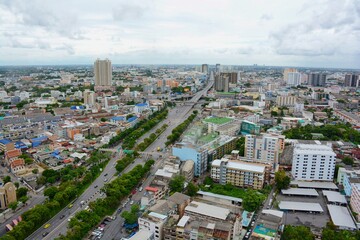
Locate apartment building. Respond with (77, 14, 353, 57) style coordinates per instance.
(337, 167, 360, 196)
(138, 212, 168, 240)
(291, 144, 336, 181)
(276, 95, 297, 107)
(211, 158, 266, 189)
(350, 183, 360, 221)
(334, 110, 360, 127)
(245, 134, 285, 167)
(181, 160, 194, 182)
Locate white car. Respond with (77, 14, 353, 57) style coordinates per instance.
(130, 200, 134, 205)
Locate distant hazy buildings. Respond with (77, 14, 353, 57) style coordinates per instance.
(309, 73, 327, 87)
(94, 58, 113, 91)
(215, 63, 221, 75)
(201, 64, 209, 74)
(344, 74, 359, 87)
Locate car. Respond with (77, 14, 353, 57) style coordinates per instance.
(104, 173, 108, 177)
(94, 185, 98, 188)
(117, 208, 123, 213)
(139, 187, 143, 192)
(60, 214, 65, 219)
(85, 206, 90, 211)
(104, 178, 108, 182)
(42, 232, 49, 237)
(68, 216, 74, 222)
(68, 204, 73, 209)
(130, 200, 134, 205)
(44, 223, 51, 229)
(251, 221, 255, 227)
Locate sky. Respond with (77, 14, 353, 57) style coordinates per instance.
(0, 0, 359, 68)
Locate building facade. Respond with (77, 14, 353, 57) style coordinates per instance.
(291, 144, 336, 181)
(94, 58, 112, 90)
(0, 182, 17, 210)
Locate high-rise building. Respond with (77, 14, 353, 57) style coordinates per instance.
(201, 64, 209, 74)
(94, 58, 113, 91)
(245, 134, 285, 167)
(291, 144, 336, 181)
(344, 74, 359, 87)
(83, 90, 96, 107)
(309, 73, 327, 87)
(287, 72, 301, 86)
(215, 63, 221, 74)
(214, 74, 229, 92)
(276, 95, 297, 106)
(283, 68, 297, 82)
(220, 72, 238, 84)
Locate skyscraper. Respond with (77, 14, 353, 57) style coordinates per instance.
(283, 68, 297, 82)
(220, 72, 238, 84)
(94, 58, 113, 91)
(201, 64, 209, 74)
(214, 74, 229, 92)
(344, 74, 359, 87)
(309, 73, 327, 87)
(215, 63, 221, 75)
(287, 72, 301, 86)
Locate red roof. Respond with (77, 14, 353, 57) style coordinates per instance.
(145, 186, 158, 192)
(5, 149, 21, 159)
(10, 159, 25, 168)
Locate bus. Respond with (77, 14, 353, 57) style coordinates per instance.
(5, 224, 13, 232)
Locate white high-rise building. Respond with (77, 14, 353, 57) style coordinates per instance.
(245, 134, 285, 167)
(287, 72, 301, 86)
(83, 90, 96, 107)
(292, 144, 336, 181)
(94, 58, 112, 90)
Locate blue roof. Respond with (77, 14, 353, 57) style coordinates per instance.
(0, 139, 12, 145)
(111, 116, 125, 121)
(70, 106, 85, 110)
(15, 141, 27, 149)
(135, 103, 148, 107)
(31, 136, 48, 142)
(127, 116, 138, 122)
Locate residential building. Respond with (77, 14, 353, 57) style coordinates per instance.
(211, 158, 266, 189)
(350, 183, 360, 221)
(287, 72, 301, 86)
(134, 102, 149, 113)
(214, 74, 229, 92)
(276, 95, 297, 107)
(94, 58, 113, 91)
(283, 68, 297, 82)
(334, 110, 360, 127)
(0, 182, 17, 210)
(181, 160, 194, 182)
(309, 73, 327, 87)
(344, 74, 359, 87)
(201, 64, 209, 74)
(83, 90, 96, 106)
(245, 134, 285, 167)
(291, 144, 336, 181)
(337, 167, 360, 196)
(220, 72, 238, 84)
(202, 117, 234, 133)
(138, 212, 168, 240)
(240, 120, 261, 135)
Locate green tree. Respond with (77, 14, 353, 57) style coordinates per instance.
(235, 137, 245, 156)
(186, 182, 198, 197)
(242, 190, 264, 212)
(32, 169, 39, 174)
(281, 225, 314, 240)
(14, 182, 20, 188)
(271, 111, 278, 117)
(121, 204, 140, 224)
(100, 118, 107, 122)
(16, 187, 28, 199)
(44, 186, 59, 200)
(275, 170, 290, 190)
(342, 156, 354, 166)
(3, 176, 11, 184)
(8, 202, 18, 211)
(169, 175, 185, 194)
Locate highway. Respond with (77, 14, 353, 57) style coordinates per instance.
(25, 80, 213, 240)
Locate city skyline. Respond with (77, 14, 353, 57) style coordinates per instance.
(1, 0, 359, 68)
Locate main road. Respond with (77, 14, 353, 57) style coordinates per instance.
(26, 80, 213, 240)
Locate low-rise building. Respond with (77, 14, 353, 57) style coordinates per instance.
(180, 160, 194, 182)
(0, 182, 17, 210)
(138, 212, 168, 240)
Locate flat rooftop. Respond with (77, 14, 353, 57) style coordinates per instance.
(185, 201, 230, 220)
(197, 190, 242, 203)
(323, 191, 347, 204)
(278, 201, 324, 212)
(290, 180, 338, 190)
(129, 229, 153, 240)
(212, 159, 265, 173)
(281, 188, 319, 197)
(203, 117, 233, 125)
(327, 205, 356, 230)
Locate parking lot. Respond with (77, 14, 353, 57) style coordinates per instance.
(275, 190, 330, 229)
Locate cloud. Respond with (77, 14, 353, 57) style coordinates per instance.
(260, 14, 273, 21)
(113, 4, 146, 21)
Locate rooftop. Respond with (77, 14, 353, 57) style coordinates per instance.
(323, 190, 347, 204)
(197, 190, 243, 203)
(281, 188, 319, 197)
(177, 216, 190, 227)
(203, 117, 233, 125)
(327, 205, 356, 229)
(294, 143, 336, 156)
(185, 201, 230, 220)
(290, 181, 338, 190)
(278, 201, 323, 212)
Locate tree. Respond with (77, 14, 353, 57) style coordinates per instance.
(186, 182, 199, 197)
(44, 186, 59, 200)
(100, 118, 107, 122)
(32, 169, 39, 174)
(3, 176, 11, 184)
(16, 187, 28, 199)
(281, 225, 314, 240)
(169, 175, 185, 194)
(121, 204, 140, 224)
(14, 182, 20, 188)
(235, 137, 245, 156)
(342, 156, 354, 166)
(275, 170, 290, 190)
(271, 111, 278, 117)
(8, 202, 18, 211)
(242, 190, 264, 212)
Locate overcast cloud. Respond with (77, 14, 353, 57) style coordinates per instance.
(0, 0, 359, 68)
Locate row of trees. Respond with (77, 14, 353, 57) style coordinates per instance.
(165, 111, 198, 146)
(168, 175, 199, 197)
(56, 160, 155, 240)
(0, 158, 110, 240)
(283, 123, 360, 144)
(135, 124, 168, 151)
(107, 108, 168, 148)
